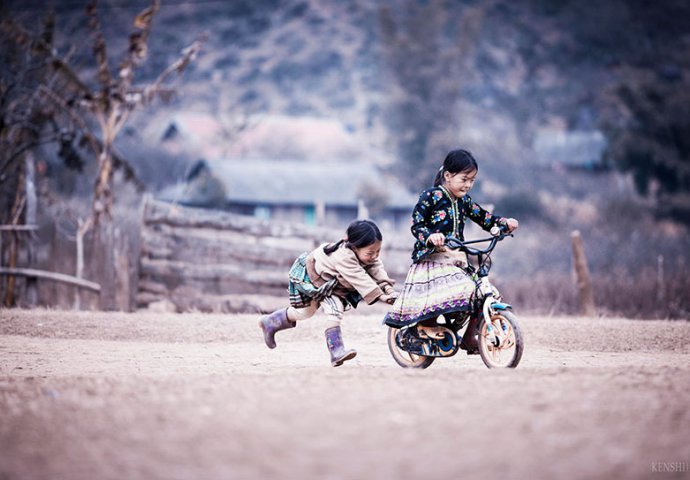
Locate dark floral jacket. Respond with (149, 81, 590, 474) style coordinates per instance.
(411, 185, 506, 263)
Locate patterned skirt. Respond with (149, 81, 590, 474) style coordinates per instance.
(384, 252, 477, 327)
(288, 252, 315, 309)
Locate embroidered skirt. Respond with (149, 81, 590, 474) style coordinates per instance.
(383, 252, 476, 327)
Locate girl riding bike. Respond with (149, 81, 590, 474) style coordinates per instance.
(384, 149, 518, 354)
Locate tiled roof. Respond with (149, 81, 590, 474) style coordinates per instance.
(159, 159, 417, 209)
(160, 159, 418, 209)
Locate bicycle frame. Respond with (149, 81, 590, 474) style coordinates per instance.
(446, 229, 514, 343)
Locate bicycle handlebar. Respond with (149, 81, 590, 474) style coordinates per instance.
(445, 226, 513, 256)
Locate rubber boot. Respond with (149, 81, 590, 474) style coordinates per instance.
(259, 308, 296, 349)
(325, 326, 357, 367)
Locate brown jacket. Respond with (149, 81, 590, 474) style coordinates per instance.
(305, 243, 395, 305)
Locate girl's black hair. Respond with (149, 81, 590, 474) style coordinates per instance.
(433, 149, 479, 187)
(323, 219, 382, 255)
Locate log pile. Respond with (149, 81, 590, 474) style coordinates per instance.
(137, 197, 412, 313)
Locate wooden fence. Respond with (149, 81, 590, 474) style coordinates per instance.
(137, 197, 413, 313)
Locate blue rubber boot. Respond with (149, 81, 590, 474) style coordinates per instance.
(259, 308, 296, 349)
(325, 326, 357, 367)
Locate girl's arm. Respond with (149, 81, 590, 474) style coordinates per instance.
(466, 196, 506, 232)
(410, 190, 437, 244)
(365, 259, 396, 294)
(335, 253, 386, 305)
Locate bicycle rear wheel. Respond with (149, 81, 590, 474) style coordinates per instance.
(386, 327, 435, 369)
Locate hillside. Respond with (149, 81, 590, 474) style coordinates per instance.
(5, 0, 688, 189)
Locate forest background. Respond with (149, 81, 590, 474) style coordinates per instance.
(1, 0, 688, 319)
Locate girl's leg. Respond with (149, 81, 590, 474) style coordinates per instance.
(462, 315, 479, 349)
(259, 307, 295, 349)
(286, 302, 318, 322)
(320, 297, 356, 367)
(319, 296, 344, 328)
(260, 302, 319, 349)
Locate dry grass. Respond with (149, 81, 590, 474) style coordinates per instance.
(502, 270, 690, 319)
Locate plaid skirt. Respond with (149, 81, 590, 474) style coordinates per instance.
(288, 252, 315, 308)
(287, 252, 363, 309)
(383, 254, 476, 327)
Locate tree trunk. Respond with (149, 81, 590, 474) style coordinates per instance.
(93, 143, 114, 223)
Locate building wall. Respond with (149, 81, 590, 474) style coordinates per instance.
(225, 201, 412, 231)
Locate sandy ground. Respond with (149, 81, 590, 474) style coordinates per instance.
(1, 308, 689, 480)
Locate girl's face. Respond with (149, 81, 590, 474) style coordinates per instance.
(352, 240, 382, 265)
(443, 168, 477, 198)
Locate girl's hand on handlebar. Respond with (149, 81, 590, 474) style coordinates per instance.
(504, 218, 519, 233)
(427, 233, 445, 247)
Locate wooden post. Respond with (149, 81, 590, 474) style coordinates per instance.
(3, 230, 18, 307)
(656, 254, 666, 307)
(571, 230, 596, 316)
(97, 221, 117, 311)
(25, 152, 38, 307)
(50, 221, 59, 306)
(114, 227, 131, 312)
(357, 199, 369, 220)
(74, 218, 88, 310)
(315, 200, 326, 227)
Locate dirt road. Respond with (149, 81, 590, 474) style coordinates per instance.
(1, 309, 689, 480)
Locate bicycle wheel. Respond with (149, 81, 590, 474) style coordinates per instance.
(477, 310, 524, 368)
(386, 327, 435, 369)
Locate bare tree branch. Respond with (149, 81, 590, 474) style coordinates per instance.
(38, 85, 99, 154)
(38, 85, 144, 192)
(141, 34, 206, 105)
(85, 1, 112, 112)
(119, 0, 160, 90)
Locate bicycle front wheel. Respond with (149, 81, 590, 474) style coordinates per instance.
(478, 310, 524, 368)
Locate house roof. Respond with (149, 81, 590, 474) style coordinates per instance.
(159, 159, 418, 209)
(533, 128, 606, 167)
(212, 159, 417, 208)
